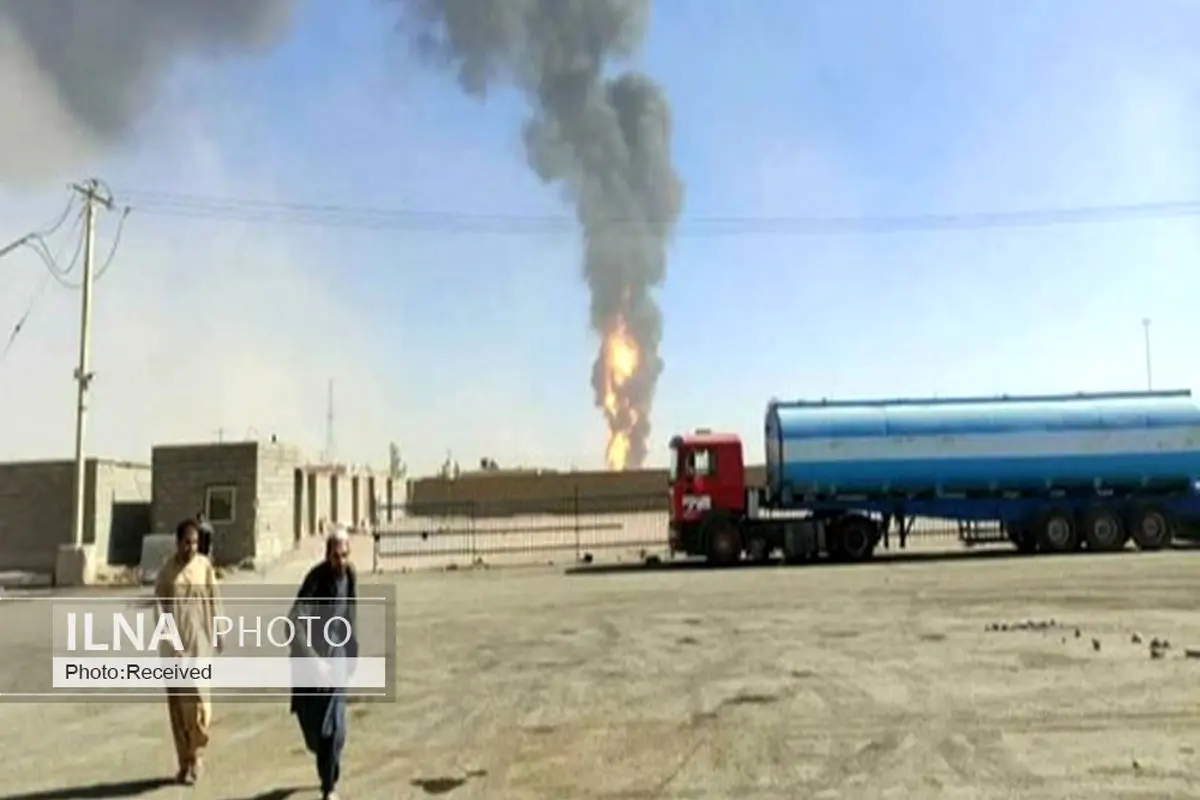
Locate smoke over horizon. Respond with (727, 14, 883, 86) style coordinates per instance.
(0, 1, 404, 469)
(0, 0, 295, 181)
(393, 0, 684, 469)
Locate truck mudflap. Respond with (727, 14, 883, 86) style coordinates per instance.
(668, 524, 683, 553)
(782, 519, 823, 561)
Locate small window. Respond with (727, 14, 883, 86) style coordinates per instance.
(668, 444, 679, 482)
(687, 448, 714, 477)
(205, 485, 237, 524)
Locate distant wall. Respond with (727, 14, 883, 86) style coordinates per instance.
(254, 441, 305, 565)
(152, 442, 260, 566)
(0, 459, 151, 574)
(406, 465, 766, 517)
(96, 462, 154, 566)
(0, 442, 397, 579)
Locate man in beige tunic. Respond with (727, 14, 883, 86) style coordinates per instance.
(154, 518, 223, 785)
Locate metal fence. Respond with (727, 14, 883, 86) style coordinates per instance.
(371, 492, 667, 571)
(369, 492, 1012, 571)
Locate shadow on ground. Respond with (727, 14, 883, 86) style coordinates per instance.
(0, 781, 310, 800)
(411, 769, 488, 795)
(0, 778, 176, 799)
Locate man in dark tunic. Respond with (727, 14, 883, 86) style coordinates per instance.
(289, 528, 357, 800)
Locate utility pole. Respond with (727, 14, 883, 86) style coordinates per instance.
(1142, 318, 1153, 391)
(69, 179, 113, 549)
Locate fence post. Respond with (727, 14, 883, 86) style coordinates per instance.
(573, 485, 581, 562)
(469, 500, 477, 563)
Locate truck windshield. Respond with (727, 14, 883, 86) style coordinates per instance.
(669, 444, 679, 482)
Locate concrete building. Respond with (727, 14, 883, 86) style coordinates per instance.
(301, 463, 393, 536)
(0, 458, 151, 577)
(152, 440, 395, 568)
(0, 437, 400, 585)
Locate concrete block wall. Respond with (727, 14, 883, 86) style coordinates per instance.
(152, 442, 259, 566)
(405, 465, 768, 518)
(254, 441, 304, 565)
(302, 466, 393, 533)
(0, 460, 77, 573)
(94, 461, 153, 566)
(0, 459, 150, 574)
(307, 470, 330, 534)
(331, 473, 348, 526)
(2, 444, 396, 576)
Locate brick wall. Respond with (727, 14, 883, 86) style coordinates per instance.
(0, 459, 150, 574)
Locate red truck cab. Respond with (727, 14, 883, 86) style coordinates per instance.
(668, 431, 747, 556)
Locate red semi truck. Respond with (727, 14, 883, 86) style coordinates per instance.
(667, 392, 1200, 566)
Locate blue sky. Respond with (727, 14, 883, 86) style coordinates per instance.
(3, 0, 1200, 473)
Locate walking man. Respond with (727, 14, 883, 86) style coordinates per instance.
(290, 527, 358, 800)
(154, 518, 223, 784)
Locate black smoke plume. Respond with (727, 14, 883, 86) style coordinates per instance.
(393, 0, 683, 469)
(0, 0, 294, 179)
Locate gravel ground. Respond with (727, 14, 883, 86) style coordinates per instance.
(1, 547, 1200, 799)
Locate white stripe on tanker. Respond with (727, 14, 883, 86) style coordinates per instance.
(781, 426, 1200, 465)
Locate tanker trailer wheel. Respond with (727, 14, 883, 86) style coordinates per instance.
(1128, 504, 1174, 551)
(1036, 508, 1079, 554)
(1082, 506, 1128, 552)
(702, 513, 743, 567)
(828, 516, 877, 562)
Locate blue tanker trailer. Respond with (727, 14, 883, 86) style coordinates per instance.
(666, 390, 1200, 565)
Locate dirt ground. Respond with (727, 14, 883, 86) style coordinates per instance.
(2, 547, 1200, 799)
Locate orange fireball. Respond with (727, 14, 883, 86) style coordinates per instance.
(599, 315, 640, 470)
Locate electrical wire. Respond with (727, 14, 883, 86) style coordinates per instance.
(0, 206, 84, 365)
(112, 188, 1200, 236)
(0, 196, 77, 265)
(32, 195, 77, 239)
(94, 206, 132, 281)
(0, 188, 127, 370)
(22, 205, 85, 288)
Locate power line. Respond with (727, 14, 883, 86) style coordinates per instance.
(0, 207, 85, 365)
(0, 189, 132, 367)
(113, 188, 1200, 236)
(0, 196, 77, 263)
(22, 205, 86, 288)
(6, 201, 130, 290)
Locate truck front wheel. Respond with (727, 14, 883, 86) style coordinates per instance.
(703, 514, 743, 567)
